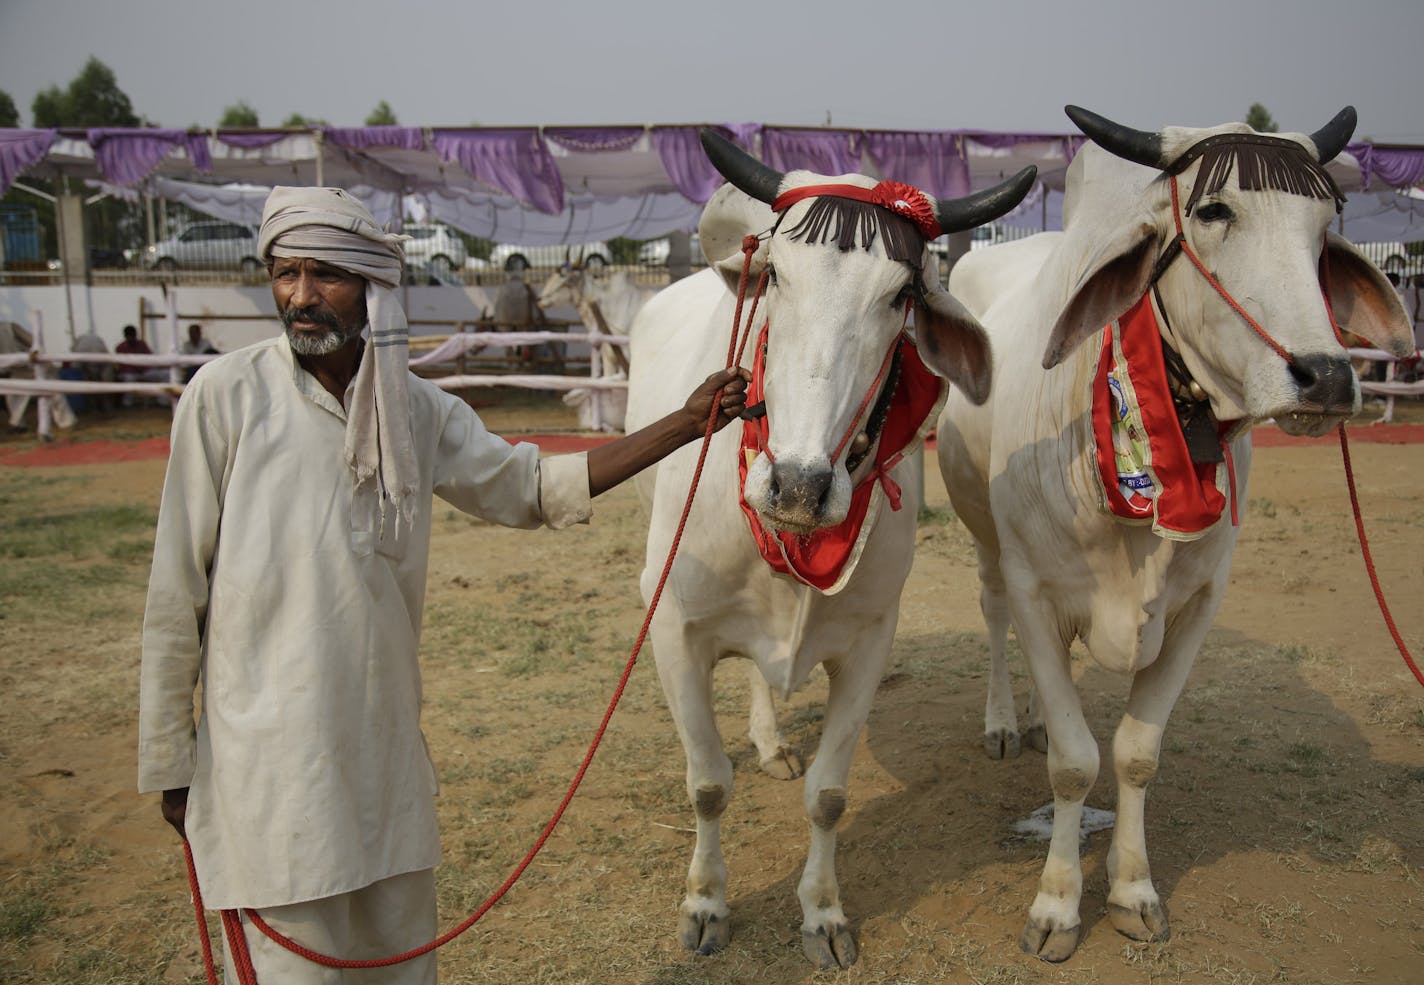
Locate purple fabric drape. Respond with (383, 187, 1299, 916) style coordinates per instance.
(215, 132, 291, 149)
(0, 129, 57, 194)
(1347, 142, 1424, 191)
(652, 124, 762, 205)
(862, 131, 970, 201)
(431, 128, 564, 214)
(325, 127, 425, 151)
(544, 127, 645, 153)
(761, 128, 862, 176)
(87, 129, 212, 186)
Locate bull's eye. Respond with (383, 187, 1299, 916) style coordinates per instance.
(1195, 202, 1234, 224)
(892, 284, 914, 309)
(765, 265, 778, 287)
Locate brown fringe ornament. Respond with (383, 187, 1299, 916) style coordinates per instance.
(1166, 133, 1346, 216)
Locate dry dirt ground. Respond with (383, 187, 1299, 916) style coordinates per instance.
(1, 394, 1421, 984)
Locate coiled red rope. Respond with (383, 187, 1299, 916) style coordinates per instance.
(183, 235, 770, 982)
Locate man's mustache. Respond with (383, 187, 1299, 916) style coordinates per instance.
(281, 306, 344, 331)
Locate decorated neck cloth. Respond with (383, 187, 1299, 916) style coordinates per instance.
(258, 186, 417, 528)
(738, 324, 944, 592)
(1091, 293, 1241, 540)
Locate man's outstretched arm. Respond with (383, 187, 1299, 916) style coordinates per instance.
(586, 368, 749, 497)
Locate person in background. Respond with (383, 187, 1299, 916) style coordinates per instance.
(138, 185, 749, 985)
(178, 323, 219, 381)
(115, 324, 170, 407)
(1, 320, 77, 434)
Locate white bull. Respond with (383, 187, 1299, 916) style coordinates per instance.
(936, 105, 1414, 962)
(625, 130, 1033, 968)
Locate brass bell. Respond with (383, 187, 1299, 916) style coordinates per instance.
(1187, 380, 1208, 402)
(849, 432, 871, 456)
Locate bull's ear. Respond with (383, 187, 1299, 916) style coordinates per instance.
(1323, 232, 1415, 358)
(916, 287, 993, 405)
(1042, 222, 1157, 368)
(699, 183, 774, 295)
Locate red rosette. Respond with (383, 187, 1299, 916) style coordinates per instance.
(872, 180, 941, 239)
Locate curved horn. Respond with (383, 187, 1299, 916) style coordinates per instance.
(1065, 104, 1168, 170)
(934, 166, 1038, 234)
(1308, 106, 1356, 163)
(700, 128, 785, 204)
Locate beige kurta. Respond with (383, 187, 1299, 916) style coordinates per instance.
(138, 335, 591, 909)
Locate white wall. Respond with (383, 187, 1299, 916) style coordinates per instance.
(0, 282, 536, 354)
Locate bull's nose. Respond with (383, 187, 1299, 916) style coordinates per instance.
(1288, 352, 1355, 410)
(769, 462, 834, 518)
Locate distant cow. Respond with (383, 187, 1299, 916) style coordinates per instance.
(626, 130, 1032, 968)
(538, 267, 654, 430)
(936, 105, 1413, 962)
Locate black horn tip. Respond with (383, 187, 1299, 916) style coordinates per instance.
(700, 128, 785, 205)
(1064, 105, 1167, 171)
(935, 166, 1038, 235)
(1309, 106, 1357, 163)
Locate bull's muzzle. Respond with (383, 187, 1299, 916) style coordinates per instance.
(1288, 352, 1356, 413)
(744, 455, 848, 534)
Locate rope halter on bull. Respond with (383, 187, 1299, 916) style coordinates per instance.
(700, 128, 1036, 476)
(1066, 105, 1424, 690)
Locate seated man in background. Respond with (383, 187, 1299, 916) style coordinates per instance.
(178, 323, 219, 381)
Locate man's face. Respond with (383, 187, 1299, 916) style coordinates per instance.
(270, 257, 367, 356)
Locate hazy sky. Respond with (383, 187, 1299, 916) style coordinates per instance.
(2, 0, 1420, 142)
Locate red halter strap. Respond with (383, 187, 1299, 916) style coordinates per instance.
(1162, 174, 1297, 366)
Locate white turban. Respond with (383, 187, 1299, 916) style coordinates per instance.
(259, 186, 418, 531)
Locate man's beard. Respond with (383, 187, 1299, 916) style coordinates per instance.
(282, 305, 363, 356)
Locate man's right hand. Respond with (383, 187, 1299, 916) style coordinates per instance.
(161, 787, 189, 840)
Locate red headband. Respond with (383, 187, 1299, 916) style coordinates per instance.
(772, 179, 942, 240)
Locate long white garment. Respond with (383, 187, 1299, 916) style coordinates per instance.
(138, 334, 591, 909)
(223, 869, 437, 985)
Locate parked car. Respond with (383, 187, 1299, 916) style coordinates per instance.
(142, 221, 262, 274)
(637, 233, 704, 267)
(488, 241, 611, 272)
(401, 223, 467, 276)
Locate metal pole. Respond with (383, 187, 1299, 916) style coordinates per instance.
(33, 309, 52, 439)
(53, 175, 78, 345)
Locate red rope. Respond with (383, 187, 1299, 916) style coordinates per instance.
(1168, 176, 1295, 365)
(1337, 424, 1424, 688)
(183, 235, 769, 982)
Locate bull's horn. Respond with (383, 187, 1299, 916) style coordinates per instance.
(934, 167, 1038, 234)
(700, 128, 785, 204)
(1308, 106, 1356, 163)
(1065, 105, 1168, 170)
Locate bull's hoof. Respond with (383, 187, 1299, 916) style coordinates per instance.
(759, 746, 805, 780)
(801, 922, 858, 969)
(1108, 899, 1170, 942)
(984, 728, 1022, 760)
(677, 908, 731, 955)
(1019, 917, 1081, 963)
(1023, 724, 1049, 753)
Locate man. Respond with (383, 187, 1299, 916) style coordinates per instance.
(178, 323, 218, 381)
(1, 319, 77, 434)
(138, 186, 747, 984)
(115, 324, 169, 406)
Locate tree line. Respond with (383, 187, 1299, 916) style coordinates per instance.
(0, 56, 400, 129)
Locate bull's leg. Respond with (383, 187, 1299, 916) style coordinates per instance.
(978, 559, 1021, 759)
(1014, 610, 1097, 963)
(794, 642, 888, 969)
(1023, 683, 1048, 753)
(655, 651, 735, 955)
(745, 661, 804, 780)
(1106, 591, 1213, 944)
